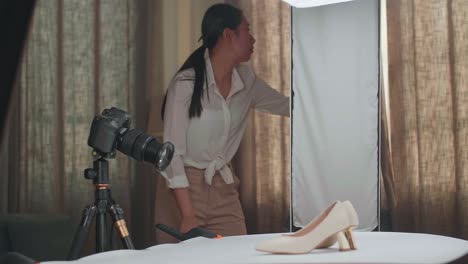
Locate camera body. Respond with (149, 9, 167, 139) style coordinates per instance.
(88, 107, 131, 156)
(87, 107, 174, 171)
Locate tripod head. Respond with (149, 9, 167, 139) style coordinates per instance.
(84, 156, 109, 185)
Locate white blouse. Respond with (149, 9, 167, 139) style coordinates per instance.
(160, 57, 289, 188)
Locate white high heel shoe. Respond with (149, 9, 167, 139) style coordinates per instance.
(255, 201, 359, 254)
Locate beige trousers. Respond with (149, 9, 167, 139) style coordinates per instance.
(154, 167, 247, 244)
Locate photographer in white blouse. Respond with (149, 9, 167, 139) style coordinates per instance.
(156, 3, 289, 244)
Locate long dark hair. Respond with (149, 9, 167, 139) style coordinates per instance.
(161, 4, 242, 120)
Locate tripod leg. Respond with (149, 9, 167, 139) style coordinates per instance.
(68, 205, 97, 260)
(109, 201, 135, 249)
(96, 199, 109, 252)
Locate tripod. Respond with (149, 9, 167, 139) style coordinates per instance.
(67, 156, 135, 260)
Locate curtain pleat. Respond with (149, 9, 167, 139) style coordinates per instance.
(231, 0, 291, 234)
(385, 0, 468, 242)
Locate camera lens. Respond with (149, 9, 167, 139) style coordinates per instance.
(144, 140, 174, 171)
(117, 128, 174, 171)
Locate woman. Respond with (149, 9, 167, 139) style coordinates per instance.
(156, 3, 289, 244)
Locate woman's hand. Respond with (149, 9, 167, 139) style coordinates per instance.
(180, 215, 199, 233)
(172, 187, 198, 234)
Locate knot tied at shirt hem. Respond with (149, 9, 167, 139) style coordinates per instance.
(204, 157, 234, 185)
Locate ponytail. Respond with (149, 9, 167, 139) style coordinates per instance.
(161, 45, 207, 120)
(161, 3, 242, 120)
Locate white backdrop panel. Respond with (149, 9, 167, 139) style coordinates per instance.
(291, 0, 379, 230)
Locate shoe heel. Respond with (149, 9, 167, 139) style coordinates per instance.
(344, 228, 356, 250)
(337, 227, 356, 251)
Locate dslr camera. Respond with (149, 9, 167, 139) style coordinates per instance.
(88, 107, 173, 171)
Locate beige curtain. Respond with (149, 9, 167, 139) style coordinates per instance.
(385, 0, 468, 242)
(0, 0, 160, 252)
(230, 0, 291, 234)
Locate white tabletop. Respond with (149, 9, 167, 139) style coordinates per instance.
(45, 232, 468, 264)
